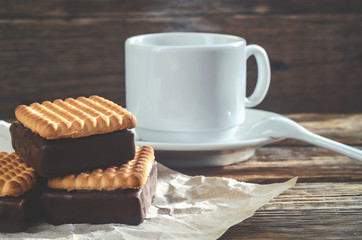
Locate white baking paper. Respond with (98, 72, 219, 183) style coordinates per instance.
(0, 121, 297, 240)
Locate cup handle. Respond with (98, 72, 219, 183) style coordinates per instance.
(245, 44, 271, 108)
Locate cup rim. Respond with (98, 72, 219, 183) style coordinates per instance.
(125, 32, 246, 48)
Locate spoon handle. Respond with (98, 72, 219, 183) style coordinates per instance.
(298, 130, 362, 161)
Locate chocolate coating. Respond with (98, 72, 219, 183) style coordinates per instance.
(0, 188, 42, 232)
(41, 162, 157, 225)
(10, 122, 135, 177)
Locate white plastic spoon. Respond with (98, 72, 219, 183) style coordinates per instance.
(246, 115, 362, 161)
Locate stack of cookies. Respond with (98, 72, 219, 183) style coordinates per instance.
(0, 95, 157, 232)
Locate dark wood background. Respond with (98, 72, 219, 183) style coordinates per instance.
(1, 0, 362, 120)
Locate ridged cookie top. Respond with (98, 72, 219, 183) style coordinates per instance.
(15, 95, 137, 139)
(0, 152, 37, 197)
(48, 146, 155, 191)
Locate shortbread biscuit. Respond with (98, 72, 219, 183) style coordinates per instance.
(0, 152, 36, 197)
(48, 145, 155, 191)
(15, 95, 137, 139)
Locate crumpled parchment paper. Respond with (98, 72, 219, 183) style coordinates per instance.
(0, 120, 297, 240)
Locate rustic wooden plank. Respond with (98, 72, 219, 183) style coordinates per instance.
(275, 113, 362, 145)
(220, 182, 362, 239)
(175, 146, 362, 184)
(1, 0, 362, 18)
(0, 13, 361, 118)
(221, 209, 362, 239)
(263, 183, 362, 211)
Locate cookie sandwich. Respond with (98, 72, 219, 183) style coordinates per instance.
(41, 146, 157, 225)
(10, 95, 137, 177)
(0, 152, 42, 232)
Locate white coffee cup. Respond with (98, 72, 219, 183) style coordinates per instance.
(125, 32, 270, 143)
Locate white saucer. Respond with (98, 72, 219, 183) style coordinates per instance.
(136, 109, 284, 168)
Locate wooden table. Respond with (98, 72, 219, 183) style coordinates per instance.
(174, 113, 362, 239)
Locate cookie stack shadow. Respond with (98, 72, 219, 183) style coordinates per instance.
(0, 96, 157, 232)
